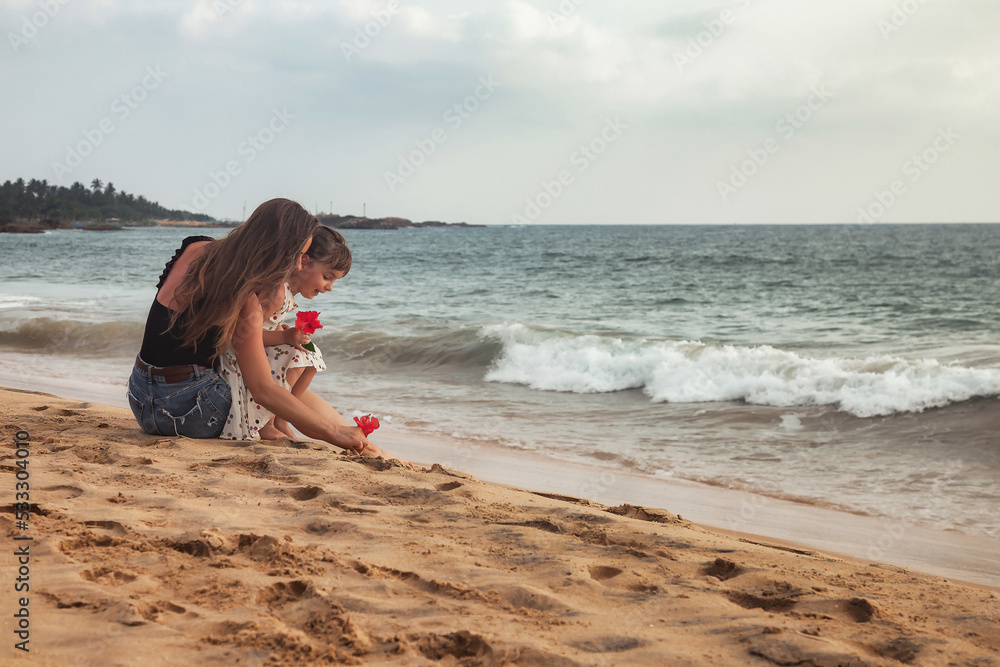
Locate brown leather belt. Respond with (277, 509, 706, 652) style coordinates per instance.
(135, 356, 211, 384)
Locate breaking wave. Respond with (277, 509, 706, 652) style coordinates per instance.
(481, 323, 1000, 417)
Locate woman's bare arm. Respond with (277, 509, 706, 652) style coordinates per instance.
(232, 295, 369, 452)
(295, 388, 401, 462)
(157, 241, 211, 309)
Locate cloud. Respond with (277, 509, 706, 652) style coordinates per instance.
(399, 5, 463, 41)
(2, 0, 998, 223)
(179, 0, 222, 38)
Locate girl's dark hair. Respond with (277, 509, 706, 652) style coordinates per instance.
(306, 225, 352, 274)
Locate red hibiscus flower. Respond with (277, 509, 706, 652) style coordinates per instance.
(353, 414, 380, 436)
(295, 311, 322, 352)
(296, 311, 323, 335)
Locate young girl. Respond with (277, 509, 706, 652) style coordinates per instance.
(218, 226, 350, 441)
(266, 227, 351, 438)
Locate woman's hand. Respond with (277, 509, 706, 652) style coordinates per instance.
(353, 429, 413, 468)
(280, 324, 311, 350)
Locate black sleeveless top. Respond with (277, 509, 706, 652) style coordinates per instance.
(138, 236, 221, 368)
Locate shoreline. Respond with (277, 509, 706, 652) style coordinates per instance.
(376, 428, 1000, 590)
(3, 372, 999, 590)
(1, 386, 999, 664)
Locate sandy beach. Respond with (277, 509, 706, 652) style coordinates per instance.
(1, 386, 998, 666)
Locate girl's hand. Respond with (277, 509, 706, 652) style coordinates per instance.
(281, 324, 311, 350)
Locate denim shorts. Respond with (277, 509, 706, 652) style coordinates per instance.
(127, 360, 232, 438)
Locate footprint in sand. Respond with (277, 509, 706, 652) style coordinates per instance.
(105, 599, 186, 626)
(57, 533, 120, 556)
(414, 631, 579, 666)
(79, 566, 138, 586)
(159, 601, 187, 615)
(748, 631, 886, 665)
(83, 520, 128, 536)
(727, 580, 808, 612)
(208, 454, 300, 480)
(304, 520, 354, 535)
(704, 557, 745, 581)
(4, 503, 58, 518)
(588, 565, 624, 581)
(40, 485, 84, 499)
(323, 498, 379, 514)
(794, 597, 879, 623)
(257, 580, 318, 606)
(169, 537, 218, 558)
(382, 484, 458, 507)
(571, 636, 644, 654)
(414, 631, 493, 662)
(288, 486, 324, 501)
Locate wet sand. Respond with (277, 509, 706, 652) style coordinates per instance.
(1, 387, 998, 665)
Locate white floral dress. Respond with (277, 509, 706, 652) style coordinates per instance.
(219, 283, 327, 440)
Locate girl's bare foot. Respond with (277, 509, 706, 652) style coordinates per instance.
(258, 422, 286, 441)
(273, 417, 296, 439)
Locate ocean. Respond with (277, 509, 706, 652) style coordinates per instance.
(2, 223, 999, 546)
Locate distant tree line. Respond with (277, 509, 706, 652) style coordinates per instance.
(0, 178, 213, 226)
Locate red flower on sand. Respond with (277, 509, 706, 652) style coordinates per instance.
(296, 311, 323, 335)
(354, 414, 380, 436)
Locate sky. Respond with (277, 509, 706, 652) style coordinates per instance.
(2, 0, 998, 225)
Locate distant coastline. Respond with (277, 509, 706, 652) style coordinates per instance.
(1, 215, 482, 234)
(1, 176, 479, 233)
(319, 214, 483, 230)
(0, 219, 236, 234)
(0, 178, 216, 233)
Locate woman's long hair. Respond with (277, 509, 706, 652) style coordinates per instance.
(168, 198, 319, 361)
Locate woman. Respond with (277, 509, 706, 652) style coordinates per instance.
(127, 198, 397, 460)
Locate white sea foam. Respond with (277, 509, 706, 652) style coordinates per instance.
(482, 323, 1000, 417)
(0, 295, 42, 310)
